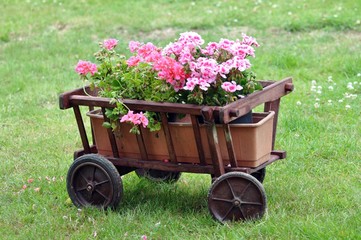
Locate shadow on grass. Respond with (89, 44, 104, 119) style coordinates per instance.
(117, 173, 210, 216)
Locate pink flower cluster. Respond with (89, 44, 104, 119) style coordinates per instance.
(184, 57, 218, 91)
(127, 41, 187, 91)
(103, 38, 118, 50)
(157, 32, 259, 93)
(120, 111, 148, 128)
(75, 60, 97, 76)
(221, 81, 243, 93)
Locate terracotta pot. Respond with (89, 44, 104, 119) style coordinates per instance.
(87, 111, 274, 167)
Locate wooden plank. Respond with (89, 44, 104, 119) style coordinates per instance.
(69, 95, 204, 115)
(73, 105, 91, 154)
(137, 127, 149, 161)
(202, 109, 225, 177)
(106, 157, 214, 174)
(219, 77, 293, 123)
(101, 107, 119, 158)
(191, 115, 206, 165)
(264, 99, 281, 149)
(59, 86, 97, 109)
(160, 113, 177, 163)
(222, 124, 238, 168)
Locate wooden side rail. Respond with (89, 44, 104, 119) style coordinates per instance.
(218, 77, 293, 123)
(59, 78, 293, 176)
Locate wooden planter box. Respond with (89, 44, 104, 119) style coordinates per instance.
(88, 110, 275, 167)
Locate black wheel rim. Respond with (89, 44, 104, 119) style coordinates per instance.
(71, 162, 114, 207)
(208, 173, 266, 222)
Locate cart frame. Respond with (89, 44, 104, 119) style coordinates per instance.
(60, 77, 293, 221)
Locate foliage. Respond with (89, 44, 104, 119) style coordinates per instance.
(75, 32, 262, 133)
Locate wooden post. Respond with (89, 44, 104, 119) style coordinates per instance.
(202, 107, 225, 177)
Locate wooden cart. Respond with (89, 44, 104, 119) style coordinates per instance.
(59, 77, 293, 222)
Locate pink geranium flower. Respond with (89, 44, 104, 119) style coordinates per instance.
(75, 60, 97, 75)
(222, 81, 243, 93)
(103, 38, 118, 50)
(120, 111, 149, 128)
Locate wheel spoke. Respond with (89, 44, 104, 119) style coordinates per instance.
(91, 166, 97, 182)
(79, 172, 89, 183)
(225, 179, 237, 198)
(239, 182, 251, 198)
(237, 205, 246, 220)
(95, 179, 110, 186)
(221, 205, 235, 222)
(241, 201, 262, 206)
(211, 197, 233, 203)
(75, 186, 88, 192)
(95, 189, 110, 201)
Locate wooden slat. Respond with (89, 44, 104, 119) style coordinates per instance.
(219, 77, 293, 123)
(101, 107, 119, 158)
(68, 95, 204, 115)
(106, 157, 214, 174)
(73, 105, 91, 154)
(137, 127, 149, 161)
(222, 124, 238, 167)
(191, 115, 206, 165)
(202, 109, 225, 177)
(264, 99, 281, 149)
(59, 86, 97, 109)
(160, 113, 177, 163)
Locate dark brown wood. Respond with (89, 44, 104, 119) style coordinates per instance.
(89, 106, 96, 145)
(264, 98, 281, 149)
(107, 157, 214, 174)
(73, 145, 98, 160)
(160, 113, 177, 163)
(101, 107, 119, 158)
(59, 86, 97, 109)
(222, 124, 238, 167)
(219, 77, 293, 123)
(73, 105, 91, 154)
(68, 95, 204, 115)
(225, 152, 285, 174)
(202, 109, 225, 177)
(271, 150, 287, 159)
(137, 127, 149, 161)
(191, 115, 206, 165)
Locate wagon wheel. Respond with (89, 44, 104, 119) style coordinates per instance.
(135, 169, 181, 183)
(251, 168, 266, 183)
(67, 154, 123, 209)
(208, 172, 267, 222)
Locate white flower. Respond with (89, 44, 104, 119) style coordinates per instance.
(347, 83, 354, 90)
(311, 80, 317, 85)
(317, 90, 322, 94)
(357, 73, 361, 77)
(315, 98, 320, 101)
(314, 102, 320, 108)
(345, 105, 351, 110)
(328, 86, 334, 91)
(311, 86, 317, 92)
(338, 99, 344, 103)
(327, 100, 332, 105)
(296, 101, 302, 105)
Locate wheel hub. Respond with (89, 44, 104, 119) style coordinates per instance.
(233, 198, 242, 207)
(86, 182, 95, 192)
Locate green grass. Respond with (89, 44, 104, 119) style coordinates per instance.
(1, 0, 360, 239)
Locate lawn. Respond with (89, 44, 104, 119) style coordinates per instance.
(0, 0, 360, 239)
